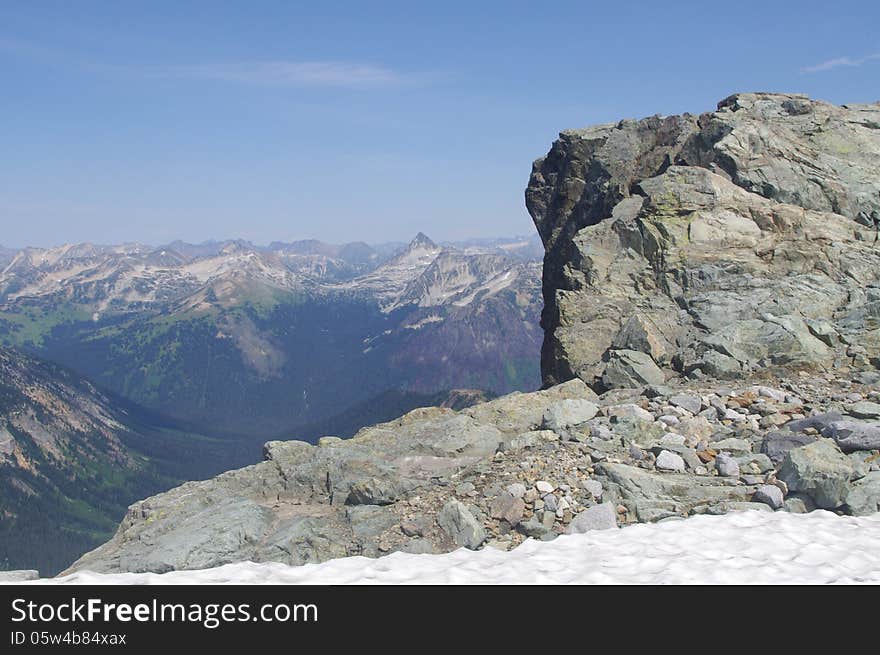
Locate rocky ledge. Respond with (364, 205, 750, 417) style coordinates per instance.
(65, 371, 879, 574)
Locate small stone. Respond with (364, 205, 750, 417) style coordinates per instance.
(455, 482, 475, 496)
(715, 452, 741, 477)
(783, 497, 809, 514)
(607, 403, 654, 423)
(669, 394, 702, 414)
(696, 448, 716, 463)
(590, 423, 615, 440)
(659, 433, 686, 446)
(437, 500, 486, 550)
(567, 503, 618, 534)
(710, 438, 752, 455)
(535, 480, 554, 494)
(583, 480, 603, 499)
(655, 450, 686, 472)
(760, 413, 790, 429)
(629, 444, 646, 460)
(489, 492, 525, 526)
(753, 386, 787, 402)
(518, 517, 549, 538)
(400, 519, 429, 537)
(543, 494, 559, 512)
(734, 453, 774, 474)
(481, 483, 502, 498)
(677, 416, 714, 440)
(753, 485, 784, 509)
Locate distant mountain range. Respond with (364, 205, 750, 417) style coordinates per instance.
(0, 232, 543, 574)
(0, 233, 543, 438)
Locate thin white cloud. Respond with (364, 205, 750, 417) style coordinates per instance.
(801, 52, 880, 73)
(157, 61, 404, 87)
(0, 36, 410, 88)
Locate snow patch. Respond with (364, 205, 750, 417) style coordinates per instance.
(21, 510, 880, 585)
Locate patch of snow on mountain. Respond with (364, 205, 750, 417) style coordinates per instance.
(333, 234, 443, 303)
(20, 510, 880, 585)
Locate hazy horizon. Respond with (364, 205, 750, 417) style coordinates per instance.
(2, 1, 878, 248)
(0, 230, 541, 251)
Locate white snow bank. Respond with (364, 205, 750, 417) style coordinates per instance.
(26, 510, 880, 585)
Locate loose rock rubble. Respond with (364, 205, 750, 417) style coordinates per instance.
(64, 372, 880, 574)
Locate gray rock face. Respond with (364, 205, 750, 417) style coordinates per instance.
(777, 439, 859, 509)
(566, 503, 618, 534)
(526, 92, 880, 389)
(438, 500, 486, 549)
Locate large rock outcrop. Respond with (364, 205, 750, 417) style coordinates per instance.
(526, 92, 880, 389)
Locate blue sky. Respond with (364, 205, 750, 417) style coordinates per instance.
(1, 1, 878, 248)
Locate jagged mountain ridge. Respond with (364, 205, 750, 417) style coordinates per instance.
(0, 233, 543, 437)
(0, 233, 539, 318)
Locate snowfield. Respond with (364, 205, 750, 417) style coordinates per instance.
(22, 510, 880, 585)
